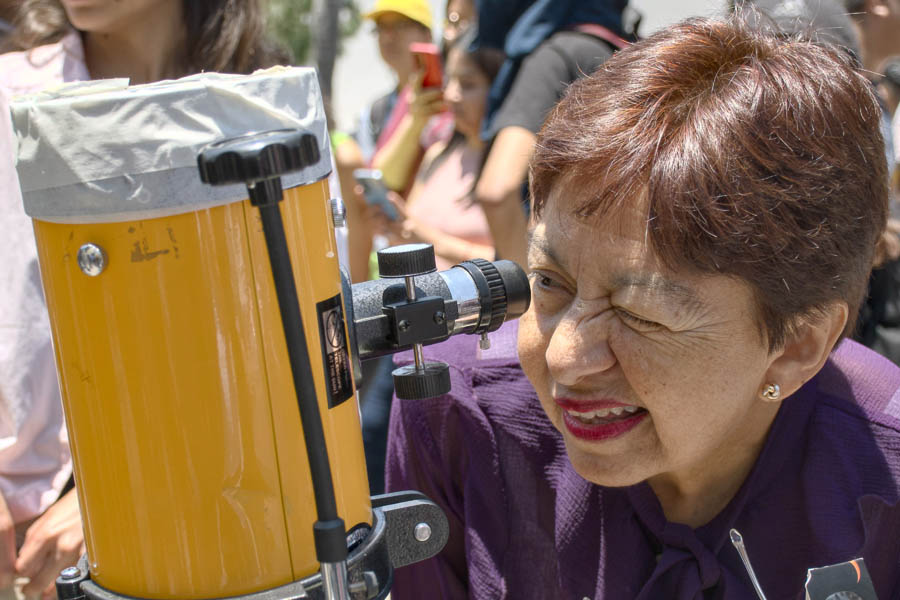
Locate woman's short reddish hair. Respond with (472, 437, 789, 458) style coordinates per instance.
(530, 15, 888, 349)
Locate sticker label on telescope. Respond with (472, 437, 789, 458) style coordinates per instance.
(317, 294, 353, 408)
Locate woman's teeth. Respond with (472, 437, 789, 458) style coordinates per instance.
(569, 405, 641, 424)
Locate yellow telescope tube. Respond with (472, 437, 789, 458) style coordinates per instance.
(13, 69, 371, 599)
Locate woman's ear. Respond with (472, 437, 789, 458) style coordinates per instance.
(762, 302, 849, 401)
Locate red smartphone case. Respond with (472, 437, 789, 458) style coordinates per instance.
(409, 42, 442, 88)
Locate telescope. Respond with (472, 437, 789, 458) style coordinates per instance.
(8, 69, 529, 600)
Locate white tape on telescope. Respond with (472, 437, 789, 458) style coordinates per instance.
(11, 66, 333, 223)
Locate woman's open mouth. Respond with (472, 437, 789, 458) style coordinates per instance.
(561, 405, 649, 442)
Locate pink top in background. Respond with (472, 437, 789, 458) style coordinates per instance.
(0, 32, 89, 97)
(407, 140, 493, 270)
(0, 31, 88, 523)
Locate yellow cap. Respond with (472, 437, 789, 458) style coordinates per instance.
(363, 0, 433, 30)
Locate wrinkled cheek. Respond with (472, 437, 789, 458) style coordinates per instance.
(517, 311, 546, 382)
(632, 376, 702, 464)
(604, 327, 649, 378)
(518, 312, 565, 431)
(629, 344, 654, 376)
(609, 325, 686, 393)
(610, 339, 675, 436)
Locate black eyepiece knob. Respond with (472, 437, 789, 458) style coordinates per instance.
(197, 129, 320, 186)
(494, 259, 531, 319)
(455, 258, 530, 334)
(377, 243, 437, 278)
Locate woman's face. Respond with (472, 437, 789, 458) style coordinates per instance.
(375, 12, 431, 78)
(443, 47, 490, 141)
(518, 181, 781, 492)
(61, 0, 181, 34)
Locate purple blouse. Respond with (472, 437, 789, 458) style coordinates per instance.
(385, 322, 900, 599)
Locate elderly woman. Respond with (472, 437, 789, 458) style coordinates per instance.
(384, 13, 900, 600)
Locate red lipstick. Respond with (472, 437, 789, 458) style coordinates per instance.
(555, 397, 648, 442)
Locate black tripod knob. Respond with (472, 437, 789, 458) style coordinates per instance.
(392, 362, 451, 400)
(197, 129, 320, 186)
(377, 243, 437, 278)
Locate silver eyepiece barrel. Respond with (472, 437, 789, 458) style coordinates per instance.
(349, 258, 530, 361)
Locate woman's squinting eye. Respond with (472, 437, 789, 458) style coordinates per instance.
(615, 308, 662, 331)
(532, 272, 664, 331)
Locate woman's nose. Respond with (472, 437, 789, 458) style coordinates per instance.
(545, 309, 617, 387)
(444, 81, 461, 103)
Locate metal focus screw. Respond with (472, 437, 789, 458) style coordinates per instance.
(398, 319, 411, 332)
(329, 197, 346, 228)
(433, 311, 445, 325)
(414, 522, 432, 542)
(60, 566, 81, 580)
(77, 243, 107, 276)
(479, 333, 491, 351)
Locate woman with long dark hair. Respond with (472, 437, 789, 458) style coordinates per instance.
(2, 0, 287, 91)
(0, 2, 286, 597)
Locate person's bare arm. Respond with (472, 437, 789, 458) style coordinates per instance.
(370, 75, 444, 191)
(473, 126, 534, 269)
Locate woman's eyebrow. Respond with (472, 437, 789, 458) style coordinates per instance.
(527, 231, 563, 266)
(612, 273, 704, 310)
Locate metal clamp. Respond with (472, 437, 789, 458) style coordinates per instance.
(57, 492, 449, 600)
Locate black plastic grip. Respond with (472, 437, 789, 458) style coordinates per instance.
(197, 129, 319, 186)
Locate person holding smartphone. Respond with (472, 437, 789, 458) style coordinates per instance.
(369, 28, 504, 271)
(354, 0, 441, 169)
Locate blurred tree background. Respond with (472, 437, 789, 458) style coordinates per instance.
(267, 0, 362, 111)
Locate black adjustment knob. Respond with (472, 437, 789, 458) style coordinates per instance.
(197, 129, 320, 186)
(378, 243, 437, 278)
(392, 362, 451, 400)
